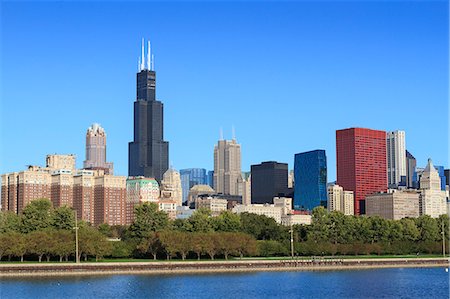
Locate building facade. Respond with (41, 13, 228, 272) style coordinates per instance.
(294, 150, 327, 211)
(213, 138, 242, 196)
(195, 197, 228, 216)
(366, 190, 419, 220)
(406, 150, 417, 189)
(386, 130, 406, 188)
(336, 127, 387, 215)
(160, 168, 182, 207)
(187, 184, 215, 207)
(419, 159, 447, 218)
(83, 123, 114, 174)
(1, 155, 127, 226)
(128, 39, 169, 183)
(180, 168, 207, 203)
(251, 161, 288, 204)
(327, 184, 354, 215)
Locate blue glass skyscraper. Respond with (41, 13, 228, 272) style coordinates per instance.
(294, 150, 327, 211)
(180, 168, 208, 203)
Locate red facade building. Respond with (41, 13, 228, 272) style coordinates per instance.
(336, 128, 387, 215)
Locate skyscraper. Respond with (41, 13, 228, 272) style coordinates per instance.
(83, 123, 114, 174)
(213, 136, 242, 195)
(405, 150, 417, 189)
(336, 128, 387, 215)
(180, 168, 207, 203)
(128, 39, 169, 183)
(251, 161, 288, 204)
(419, 159, 447, 218)
(386, 130, 406, 188)
(294, 150, 327, 211)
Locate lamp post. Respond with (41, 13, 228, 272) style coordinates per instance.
(290, 220, 294, 259)
(74, 210, 80, 263)
(442, 219, 446, 258)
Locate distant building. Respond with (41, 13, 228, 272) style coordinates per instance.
(176, 206, 195, 219)
(387, 131, 406, 188)
(180, 168, 207, 203)
(365, 190, 420, 220)
(160, 168, 182, 206)
(187, 184, 215, 207)
(195, 197, 227, 216)
(233, 203, 284, 224)
(327, 184, 354, 215)
(294, 150, 327, 211)
(445, 169, 449, 187)
(46, 154, 76, 172)
(415, 164, 446, 191)
(251, 161, 288, 204)
(288, 170, 294, 189)
(83, 123, 114, 174)
(233, 197, 299, 225)
(419, 159, 447, 218)
(213, 138, 242, 196)
(207, 170, 214, 188)
(405, 150, 417, 189)
(281, 213, 312, 226)
(241, 174, 251, 205)
(336, 127, 387, 215)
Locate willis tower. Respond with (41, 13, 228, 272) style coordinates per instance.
(129, 39, 169, 183)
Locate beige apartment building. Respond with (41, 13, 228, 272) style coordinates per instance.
(327, 184, 354, 215)
(418, 159, 447, 218)
(365, 190, 420, 220)
(195, 196, 228, 216)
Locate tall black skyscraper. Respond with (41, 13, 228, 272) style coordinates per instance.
(129, 39, 169, 183)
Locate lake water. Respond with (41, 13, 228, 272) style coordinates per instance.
(1, 267, 448, 298)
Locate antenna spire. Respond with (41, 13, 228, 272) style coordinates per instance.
(151, 54, 154, 71)
(232, 125, 236, 140)
(147, 40, 151, 70)
(140, 38, 145, 71)
(220, 127, 224, 140)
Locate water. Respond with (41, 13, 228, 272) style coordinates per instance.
(1, 267, 448, 298)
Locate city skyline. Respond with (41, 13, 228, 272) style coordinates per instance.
(1, 1, 448, 180)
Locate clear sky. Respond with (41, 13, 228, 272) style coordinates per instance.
(1, 1, 448, 181)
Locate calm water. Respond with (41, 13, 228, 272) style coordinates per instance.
(1, 267, 448, 298)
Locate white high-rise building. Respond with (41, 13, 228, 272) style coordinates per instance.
(327, 184, 354, 215)
(386, 130, 406, 188)
(419, 159, 447, 218)
(213, 135, 242, 196)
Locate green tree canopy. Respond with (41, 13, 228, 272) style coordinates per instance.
(21, 199, 53, 233)
(128, 203, 169, 239)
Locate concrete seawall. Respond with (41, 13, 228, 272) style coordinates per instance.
(1, 258, 448, 277)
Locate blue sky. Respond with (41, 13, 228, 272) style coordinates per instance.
(1, 1, 448, 181)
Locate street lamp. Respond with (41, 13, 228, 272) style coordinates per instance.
(442, 219, 446, 258)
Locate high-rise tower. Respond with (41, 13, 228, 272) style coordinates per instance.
(336, 127, 387, 215)
(83, 123, 114, 174)
(128, 39, 169, 183)
(386, 130, 406, 188)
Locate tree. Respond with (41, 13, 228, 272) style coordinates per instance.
(27, 230, 53, 262)
(52, 230, 74, 262)
(240, 212, 284, 241)
(9, 233, 27, 262)
(212, 211, 242, 232)
(415, 215, 440, 242)
(191, 233, 207, 260)
(188, 208, 213, 233)
(52, 206, 75, 230)
(400, 218, 420, 241)
(159, 230, 179, 260)
(235, 233, 258, 258)
(128, 203, 169, 239)
(203, 232, 220, 260)
(98, 223, 113, 237)
(0, 211, 22, 233)
(21, 199, 53, 233)
(137, 232, 162, 260)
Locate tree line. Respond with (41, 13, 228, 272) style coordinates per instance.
(0, 199, 448, 262)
